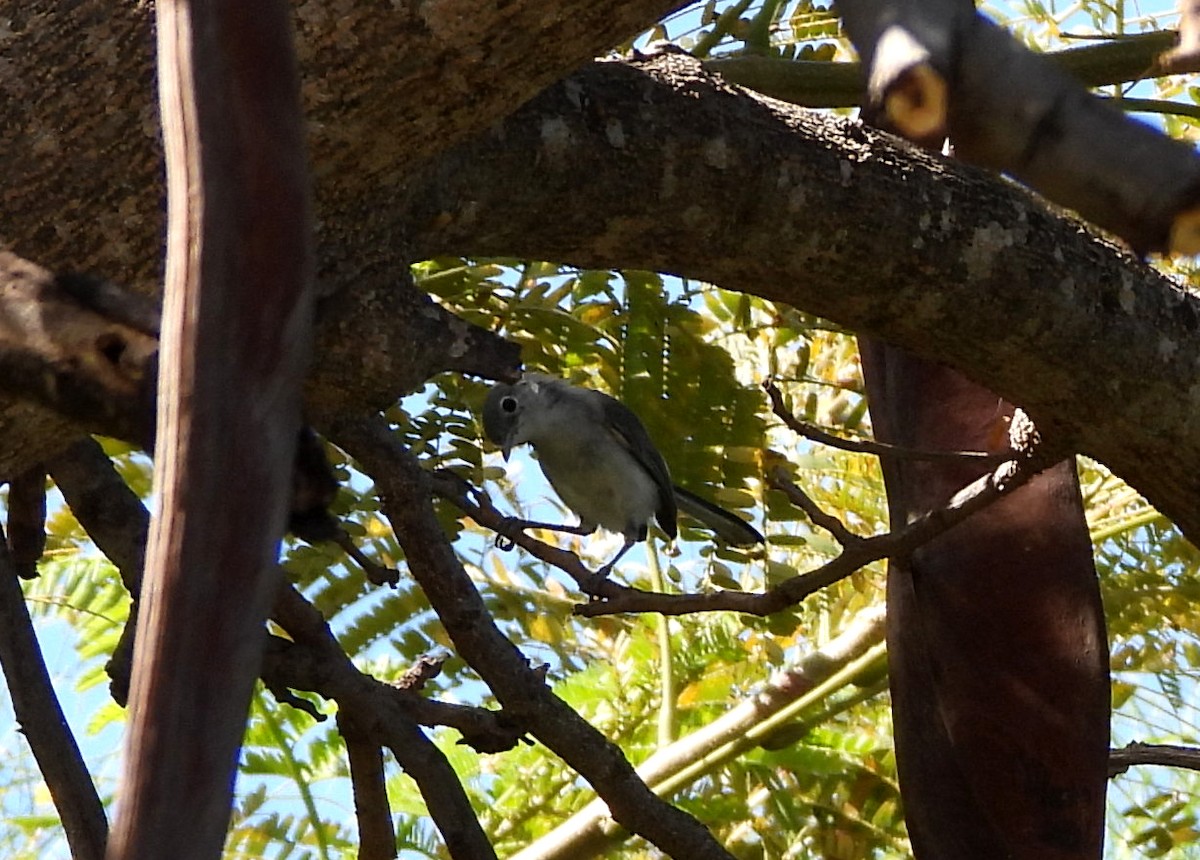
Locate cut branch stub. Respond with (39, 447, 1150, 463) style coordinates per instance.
(836, 0, 1200, 253)
(0, 252, 159, 448)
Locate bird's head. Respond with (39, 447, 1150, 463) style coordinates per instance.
(482, 382, 526, 460)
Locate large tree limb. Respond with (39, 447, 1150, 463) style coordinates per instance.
(0, 241, 516, 477)
(108, 3, 314, 857)
(2, 1, 684, 286)
(7, 51, 1200, 549)
(400, 52, 1200, 546)
(0, 0, 656, 477)
(846, 4, 1112, 852)
(2, 2, 1195, 492)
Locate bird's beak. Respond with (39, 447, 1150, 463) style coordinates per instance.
(500, 433, 515, 461)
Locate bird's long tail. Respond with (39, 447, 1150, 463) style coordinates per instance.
(673, 485, 764, 547)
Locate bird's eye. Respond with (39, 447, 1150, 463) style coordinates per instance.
(501, 396, 518, 413)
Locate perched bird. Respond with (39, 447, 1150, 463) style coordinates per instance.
(482, 373, 763, 575)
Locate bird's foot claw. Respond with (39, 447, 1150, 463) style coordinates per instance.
(582, 565, 614, 596)
(494, 516, 525, 551)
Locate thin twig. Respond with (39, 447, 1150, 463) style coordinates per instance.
(763, 380, 1005, 462)
(1109, 741, 1200, 777)
(768, 471, 859, 546)
(431, 470, 630, 602)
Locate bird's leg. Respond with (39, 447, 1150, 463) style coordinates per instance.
(331, 529, 400, 588)
(498, 517, 593, 537)
(494, 517, 594, 550)
(593, 537, 636, 580)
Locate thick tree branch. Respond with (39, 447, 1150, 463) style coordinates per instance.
(0, 530, 108, 860)
(400, 53, 1200, 548)
(110, 4, 315, 856)
(2, 0, 685, 287)
(51, 433, 518, 854)
(330, 415, 737, 860)
(5, 0, 641, 476)
(0, 253, 159, 450)
(338, 712, 396, 860)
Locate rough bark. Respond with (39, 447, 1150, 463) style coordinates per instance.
(0, 0, 678, 476)
(399, 53, 1200, 548)
(2, 6, 1197, 548)
(0, 4, 1190, 857)
(1, 0, 684, 283)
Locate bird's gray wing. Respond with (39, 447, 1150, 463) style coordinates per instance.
(593, 390, 678, 538)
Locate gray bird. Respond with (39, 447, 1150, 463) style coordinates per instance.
(482, 373, 764, 575)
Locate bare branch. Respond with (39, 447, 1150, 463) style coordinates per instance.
(48, 439, 149, 591)
(1109, 742, 1200, 777)
(574, 454, 1049, 618)
(110, 2, 316, 855)
(768, 470, 861, 548)
(6, 466, 48, 579)
(0, 528, 107, 860)
(430, 470, 621, 596)
(50, 438, 151, 707)
(402, 54, 1200, 549)
(763, 380, 1002, 463)
(437, 441, 1049, 619)
(339, 712, 397, 860)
